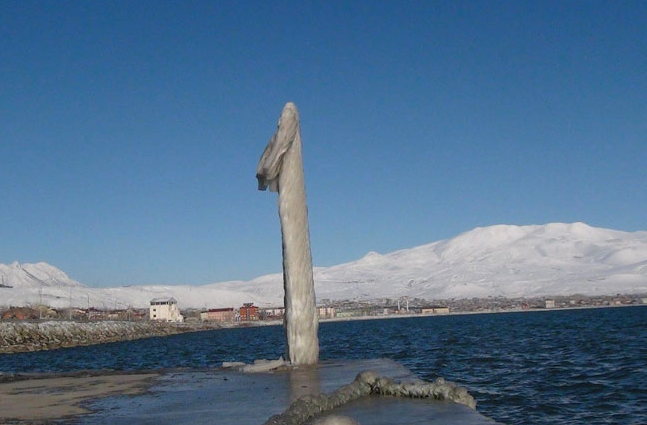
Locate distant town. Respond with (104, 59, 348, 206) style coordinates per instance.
(2, 293, 646, 324)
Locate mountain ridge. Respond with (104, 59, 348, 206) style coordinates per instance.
(2, 222, 646, 309)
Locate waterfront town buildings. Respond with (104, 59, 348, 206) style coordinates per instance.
(200, 307, 235, 323)
(421, 306, 450, 315)
(149, 297, 184, 323)
(144, 294, 647, 326)
(1, 294, 644, 326)
(239, 303, 259, 321)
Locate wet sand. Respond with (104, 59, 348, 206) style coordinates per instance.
(0, 372, 159, 423)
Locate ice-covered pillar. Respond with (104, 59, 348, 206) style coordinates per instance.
(256, 102, 319, 365)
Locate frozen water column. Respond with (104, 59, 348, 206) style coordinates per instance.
(256, 102, 319, 365)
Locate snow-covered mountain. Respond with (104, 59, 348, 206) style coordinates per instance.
(0, 261, 269, 311)
(0, 262, 83, 289)
(2, 223, 646, 310)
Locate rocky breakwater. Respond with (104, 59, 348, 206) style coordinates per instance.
(0, 321, 204, 354)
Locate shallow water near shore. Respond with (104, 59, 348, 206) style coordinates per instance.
(1, 306, 646, 424)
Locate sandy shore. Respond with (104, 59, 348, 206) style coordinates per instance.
(0, 372, 159, 423)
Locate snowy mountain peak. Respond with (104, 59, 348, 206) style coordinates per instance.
(359, 251, 383, 263)
(0, 262, 84, 289)
(224, 222, 647, 304)
(1, 222, 646, 309)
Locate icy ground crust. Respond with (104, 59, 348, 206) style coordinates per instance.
(83, 359, 500, 425)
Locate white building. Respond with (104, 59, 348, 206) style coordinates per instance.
(149, 297, 184, 322)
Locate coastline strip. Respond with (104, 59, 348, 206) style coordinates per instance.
(0, 372, 159, 422)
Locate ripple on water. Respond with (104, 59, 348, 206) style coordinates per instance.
(0, 306, 645, 425)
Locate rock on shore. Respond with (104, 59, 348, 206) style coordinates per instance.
(0, 321, 207, 354)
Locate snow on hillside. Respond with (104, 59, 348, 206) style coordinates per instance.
(0, 262, 273, 310)
(0, 261, 83, 289)
(1, 223, 646, 310)
(221, 222, 647, 302)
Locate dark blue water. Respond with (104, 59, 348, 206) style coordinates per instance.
(1, 306, 646, 425)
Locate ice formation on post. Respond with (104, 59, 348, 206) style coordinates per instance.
(256, 102, 319, 365)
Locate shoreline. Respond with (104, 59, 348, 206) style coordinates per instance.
(0, 320, 225, 355)
(1, 304, 643, 355)
(315, 302, 647, 324)
(0, 370, 161, 423)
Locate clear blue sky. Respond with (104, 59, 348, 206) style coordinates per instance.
(1, 1, 645, 287)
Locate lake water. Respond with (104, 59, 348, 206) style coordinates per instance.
(1, 306, 645, 425)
